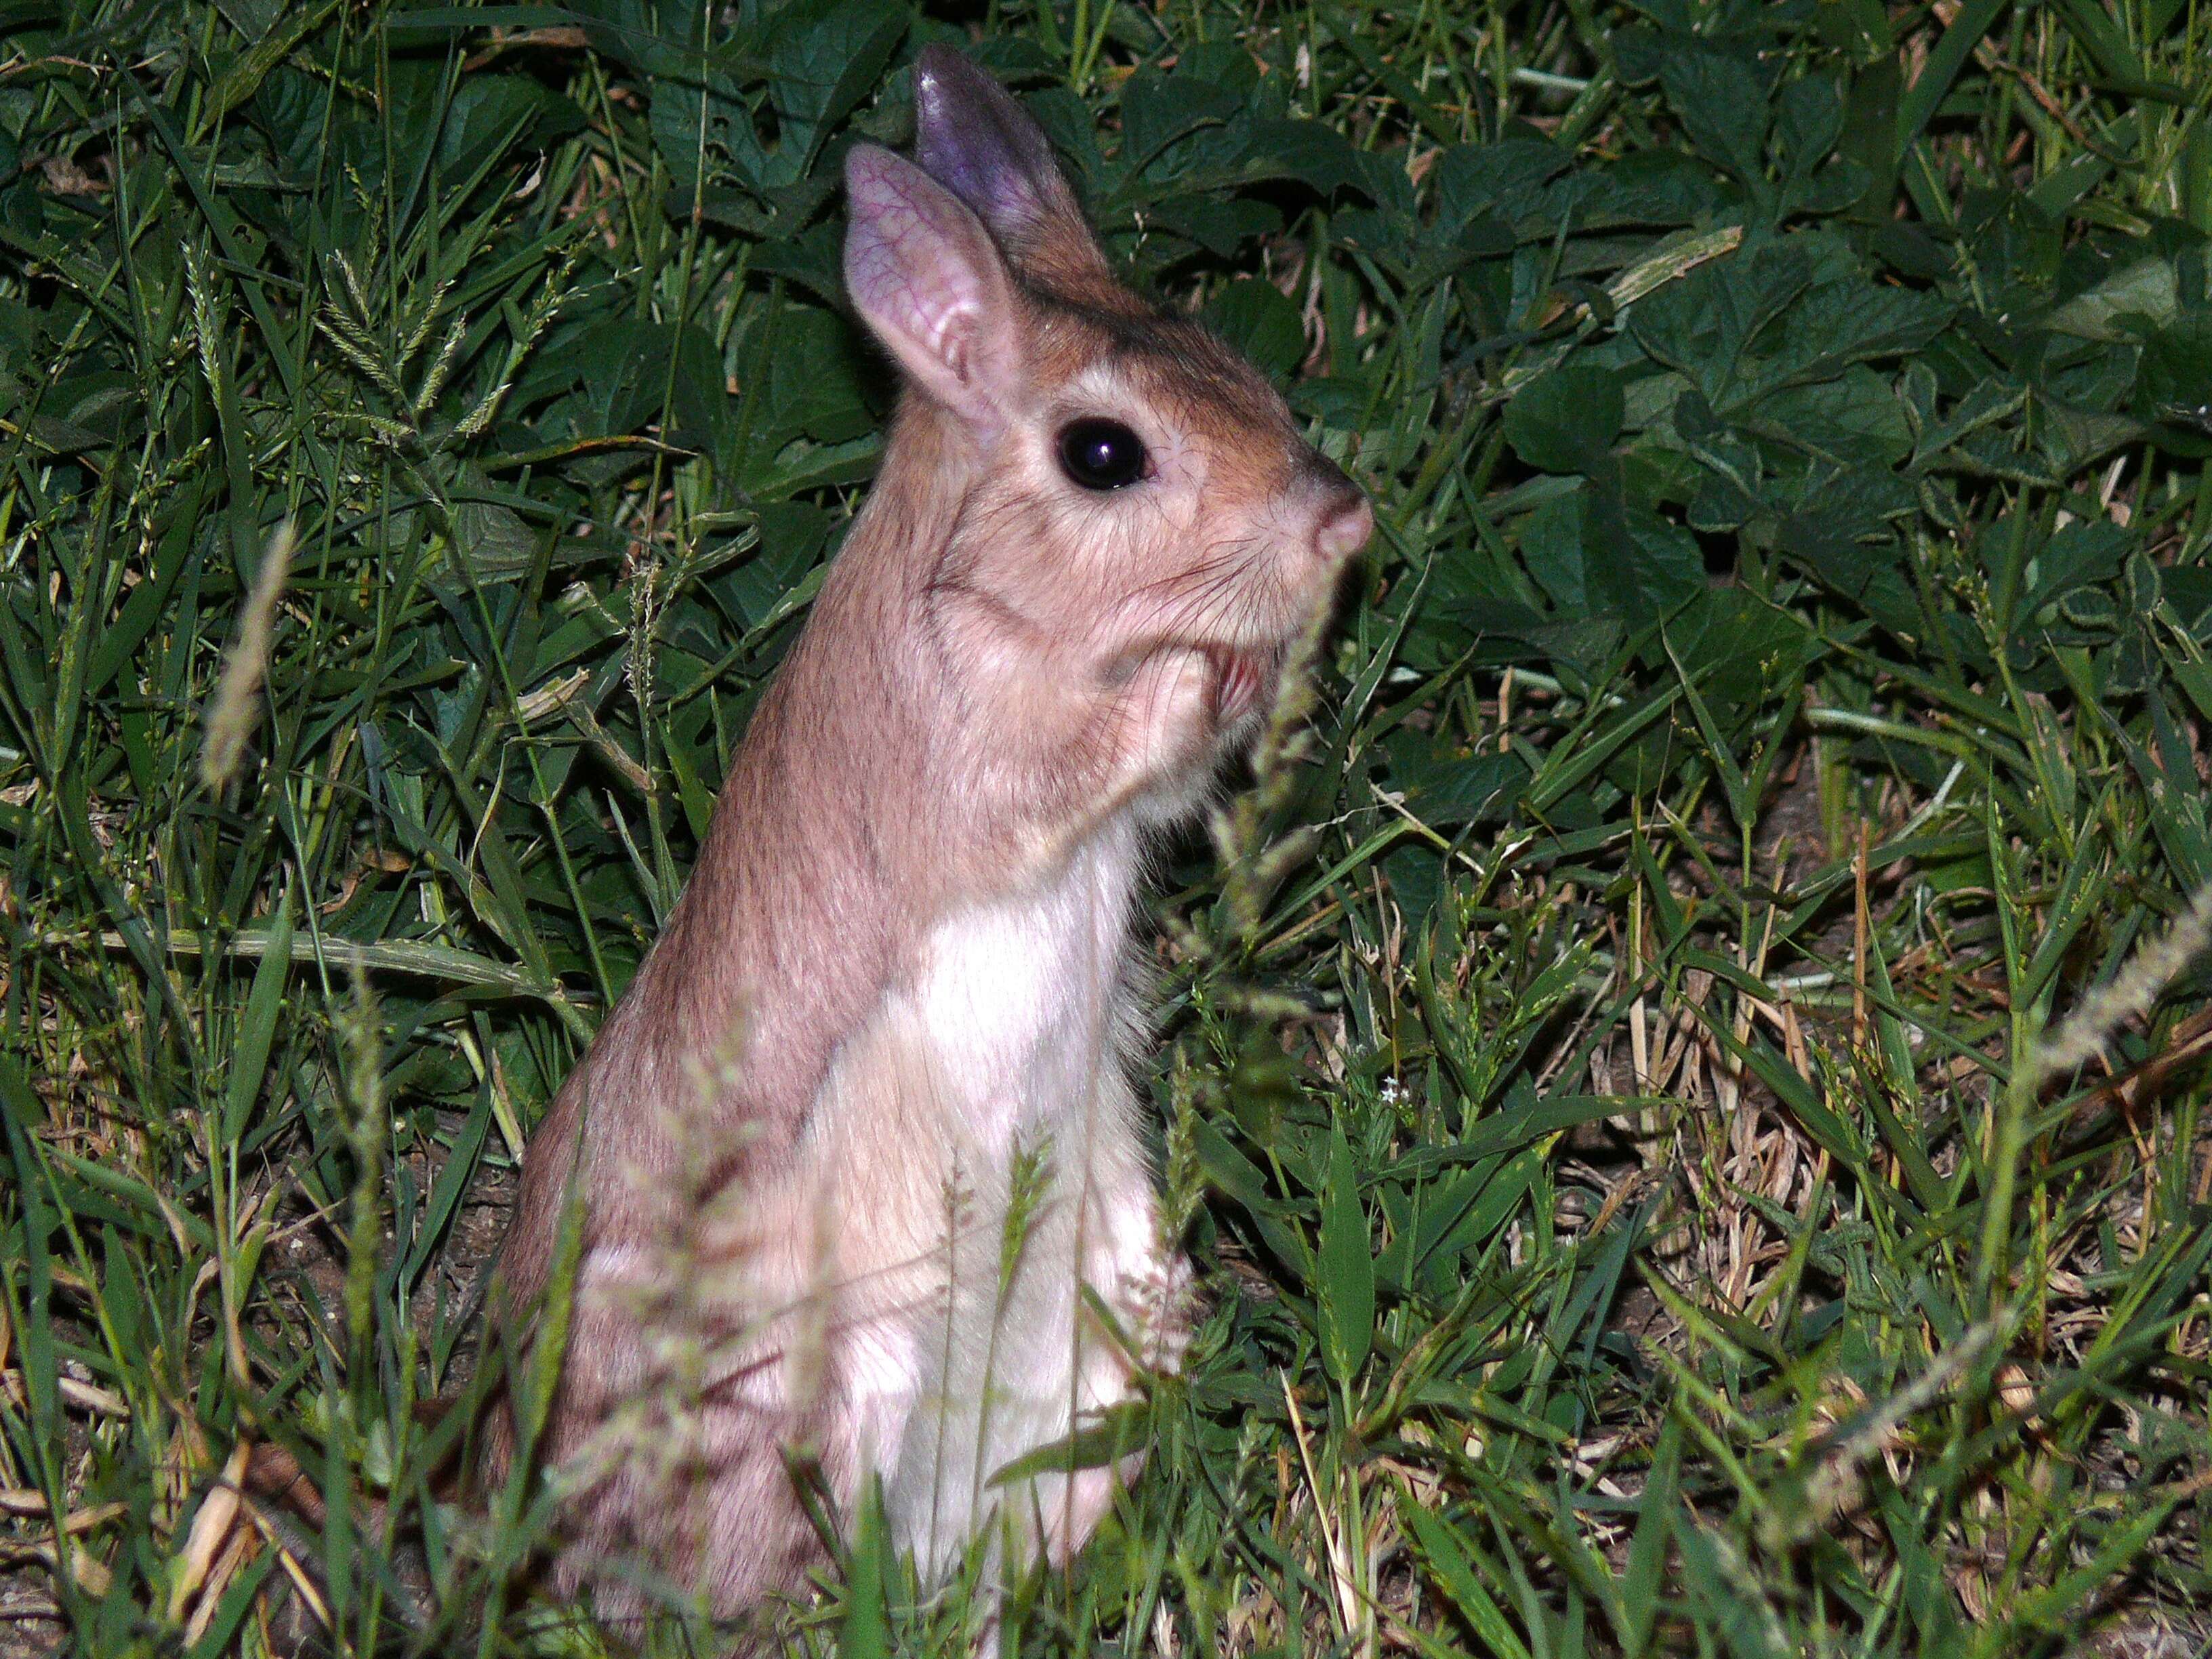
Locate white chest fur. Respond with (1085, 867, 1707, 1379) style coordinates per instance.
(778, 819, 1176, 1578)
(907, 825, 1138, 1148)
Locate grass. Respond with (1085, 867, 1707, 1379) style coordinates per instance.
(2, 0, 2211, 1653)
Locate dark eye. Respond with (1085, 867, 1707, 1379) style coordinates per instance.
(1057, 418, 1148, 491)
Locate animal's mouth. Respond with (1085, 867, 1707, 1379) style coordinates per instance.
(1205, 644, 1279, 726)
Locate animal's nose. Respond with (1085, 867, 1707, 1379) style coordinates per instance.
(1315, 488, 1372, 565)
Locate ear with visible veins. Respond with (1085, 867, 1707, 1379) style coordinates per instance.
(843, 144, 1023, 430)
(910, 44, 1118, 305)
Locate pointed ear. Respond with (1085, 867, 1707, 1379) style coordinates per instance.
(844, 144, 1023, 428)
(910, 45, 1120, 306)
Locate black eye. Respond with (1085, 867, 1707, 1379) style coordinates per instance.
(1057, 418, 1148, 491)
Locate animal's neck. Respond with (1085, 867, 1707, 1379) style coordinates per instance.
(830, 401, 979, 607)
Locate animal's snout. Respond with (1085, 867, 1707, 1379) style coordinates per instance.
(1296, 451, 1371, 566)
(1312, 484, 1373, 566)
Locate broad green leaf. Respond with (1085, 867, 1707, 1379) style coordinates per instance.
(1316, 1128, 1375, 1387)
(1204, 278, 1307, 379)
(1505, 365, 1624, 476)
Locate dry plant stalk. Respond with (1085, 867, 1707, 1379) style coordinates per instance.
(199, 520, 295, 792)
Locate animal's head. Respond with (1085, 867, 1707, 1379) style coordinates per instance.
(842, 45, 1370, 741)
